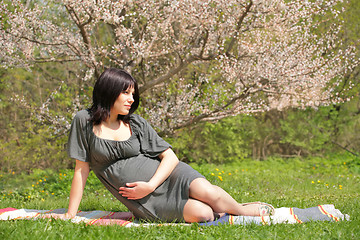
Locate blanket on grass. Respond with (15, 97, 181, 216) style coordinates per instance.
(0, 205, 349, 227)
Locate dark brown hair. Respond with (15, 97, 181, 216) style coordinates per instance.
(89, 68, 139, 125)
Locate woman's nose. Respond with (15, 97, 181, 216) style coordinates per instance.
(128, 95, 134, 103)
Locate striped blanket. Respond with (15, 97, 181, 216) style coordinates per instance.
(0, 205, 349, 227)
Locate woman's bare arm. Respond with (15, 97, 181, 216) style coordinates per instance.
(65, 160, 90, 218)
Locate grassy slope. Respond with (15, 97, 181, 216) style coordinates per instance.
(1, 156, 359, 239)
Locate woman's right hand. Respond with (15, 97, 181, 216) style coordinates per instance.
(43, 212, 75, 220)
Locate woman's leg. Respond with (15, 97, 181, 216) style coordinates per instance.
(188, 178, 273, 216)
(183, 198, 215, 223)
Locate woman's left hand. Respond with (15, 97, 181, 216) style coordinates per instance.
(119, 181, 156, 200)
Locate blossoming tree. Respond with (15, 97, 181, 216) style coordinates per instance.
(0, 0, 357, 134)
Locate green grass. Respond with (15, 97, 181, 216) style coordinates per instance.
(1, 155, 359, 239)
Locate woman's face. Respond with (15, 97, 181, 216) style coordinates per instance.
(111, 86, 135, 116)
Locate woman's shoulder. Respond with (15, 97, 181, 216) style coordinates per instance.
(72, 109, 91, 124)
(130, 114, 147, 125)
(130, 114, 151, 130)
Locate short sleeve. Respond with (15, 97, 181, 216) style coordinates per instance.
(131, 115, 171, 158)
(67, 110, 91, 162)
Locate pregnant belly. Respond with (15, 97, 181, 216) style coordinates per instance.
(102, 155, 160, 189)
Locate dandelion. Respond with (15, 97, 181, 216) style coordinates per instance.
(63, 174, 66, 176)
(218, 172, 222, 175)
(343, 162, 346, 165)
(51, 193, 54, 195)
(41, 198, 45, 202)
(12, 171, 15, 175)
(215, 168, 219, 171)
(32, 185, 35, 187)
(218, 176, 223, 181)
(312, 166, 316, 170)
(39, 179, 42, 182)
(211, 173, 215, 176)
(317, 180, 321, 183)
(228, 173, 232, 175)
(44, 179, 46, 181)
(339, 185, 343, 190)
(28, 196, 31, 199)
(311, 181, 315, 184)
(221, 170, 225, 173)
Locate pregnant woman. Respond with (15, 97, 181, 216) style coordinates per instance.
(62, 68, 274, 223)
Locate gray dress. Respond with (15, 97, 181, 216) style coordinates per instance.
(67, 110, 204, 222)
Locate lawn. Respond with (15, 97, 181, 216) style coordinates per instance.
(1, 155, 359, 239)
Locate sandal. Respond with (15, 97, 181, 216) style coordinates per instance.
(258, 202, 275, 216)
(240, 201, 275, 216)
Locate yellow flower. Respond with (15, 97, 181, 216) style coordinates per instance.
(28, 196, 31, 199)
(39, 179, 42, 182)
(218, 176, 223, 181)
(215, 168, 219, 171)
(211, 173, 215, 176)
(311, 181, 315, 184)
(63, 174, 66, 176)
(228, 173, 232, 176)
(221, 170, 225, 173)
(44, 179, 46, 181)
(317, 180, 321, 183)
(218, 172, 222, 175)
(12, 171, 15, 175)
(41, 198, 45, 202)
(51, 193, 54, 195)
(343, 162, 346, 165)
(32, 185, 35, 187)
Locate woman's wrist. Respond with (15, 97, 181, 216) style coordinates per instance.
(147, 181, 157, 192)
(65, 212, 76, 219)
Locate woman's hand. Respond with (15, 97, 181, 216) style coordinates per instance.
(43, 212, 75, 220)
(119, 181, 156, 200)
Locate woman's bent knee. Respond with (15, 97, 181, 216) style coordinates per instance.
(183, 199, 214, 223)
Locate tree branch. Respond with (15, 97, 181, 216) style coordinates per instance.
(171, 87, 254, 131)
(65, 4, 100, 78)
(138, 55, 196, 93)
(225, 0, 253, 56)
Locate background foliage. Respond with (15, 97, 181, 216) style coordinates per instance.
(0, 0, 359, 171)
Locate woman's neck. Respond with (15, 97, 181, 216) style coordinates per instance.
(104, 115, 121, 129)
